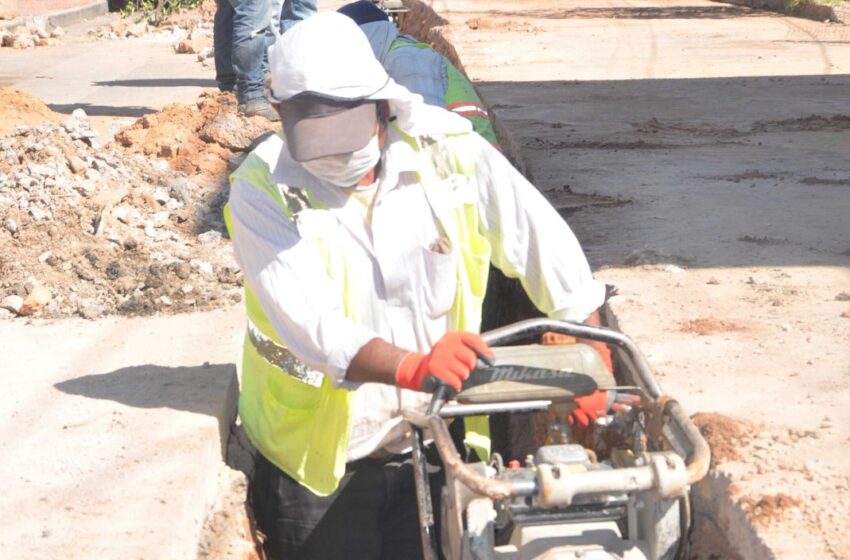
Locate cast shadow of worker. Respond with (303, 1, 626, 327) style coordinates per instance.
(54, 363, 240, 460)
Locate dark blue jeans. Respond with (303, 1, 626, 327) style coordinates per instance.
(214, 0, 317, 103)
(279, 0, 316, 34)
(213, 0, 271, 103)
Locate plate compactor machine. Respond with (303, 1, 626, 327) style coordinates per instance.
(404, 319, 710, 560)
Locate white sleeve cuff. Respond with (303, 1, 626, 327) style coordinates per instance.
(324, 325, 381, 390)
(546, 279, 607, 322)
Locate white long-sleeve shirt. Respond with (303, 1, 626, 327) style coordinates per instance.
(228, 127, 606, 461)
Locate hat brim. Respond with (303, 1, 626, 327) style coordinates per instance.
(279, 99, 378, 162)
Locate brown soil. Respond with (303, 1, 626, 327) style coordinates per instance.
(196, 468, 264, 560)
(739, 493, 801, 527)
(678, 318, 746, 336)
(0, 87, 61, 135)
(692, 412, 752, 467)
(114, 91, 275, 178)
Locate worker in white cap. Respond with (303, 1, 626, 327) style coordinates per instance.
(225, 11, 611, 559)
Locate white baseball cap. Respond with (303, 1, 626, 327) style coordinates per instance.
(268, 12, 399, 161)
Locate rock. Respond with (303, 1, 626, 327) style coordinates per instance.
(125, 22, 147, 37)
(661, 264, 684, 274)
(197, 46, 214, 61)
(188, 26, 212, 41)
(108, 20, 129, 36)
(181, 284, 194, 294)
(174, 38, 211, 54)
(159, 295, 173, 306)
(199, 109, 273, 151)
(0, 0, 20, 20)
(152, 211, 170, 227)
(66, 155, 87, 174)
(836, 292, 850, 302)
(37, 251, 52, 263)
(29, 207, 50, 221)
(173, 261, 192, 280)
(19, 285, 51, 316)
(112, 205, 141, 225)
(198, 230, 222, 245)
(78, 300, 106, 319)
(27, 15, 50, 38)
(152, 187, 170, 204)
(63, 110, 98, 146)
(168, 177, 191, 202)
(4, 218, 17, 233)
(1, 33, 14, 47)
(842, 310, 850, 319)
(27, 162, 55, 178)
(12, 33, 35, 49)
(1, 294, 23, 314)
(50, 26, 64, 38)
(190, 259, 214, 275)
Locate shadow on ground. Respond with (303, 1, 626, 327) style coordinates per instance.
(55, 363, 238, 417)
(93, 78, 218, 88)
(47, 102, 152, 117)
(468, 5, 768, 20)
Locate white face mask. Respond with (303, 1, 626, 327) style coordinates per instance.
(301, 135, 381, 188)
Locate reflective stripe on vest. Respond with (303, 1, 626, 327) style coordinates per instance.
(387, 36, 500, 148)
(226, 130, 491, 496)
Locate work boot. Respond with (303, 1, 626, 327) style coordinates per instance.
(238, 97, 280, 122)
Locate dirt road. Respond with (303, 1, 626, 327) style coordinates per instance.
(404, 0, 849, 556)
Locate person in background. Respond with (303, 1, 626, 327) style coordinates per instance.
(214, 0, 316, 120)
(338, 0, 500, 147)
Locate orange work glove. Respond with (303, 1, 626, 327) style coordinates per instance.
(395, 331, 494, 392)
(567, 390, 609, 428)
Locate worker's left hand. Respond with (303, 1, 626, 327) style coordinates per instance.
(567, 390, 609, 428)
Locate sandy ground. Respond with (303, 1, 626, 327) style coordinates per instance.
(404, 0, 849, 556)
(0, 307, 244, 558)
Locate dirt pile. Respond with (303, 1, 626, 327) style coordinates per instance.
(692, 412, 752, 467)
(738, 493, 801, 527)
(0, 87, 61, 136)
(0, 91, 277, 321)
(115, 92, 275, 177)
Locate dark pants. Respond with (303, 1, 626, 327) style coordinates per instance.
(251, 450, 444, 560)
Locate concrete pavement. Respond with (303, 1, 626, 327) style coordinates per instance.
(0, 13, 215, 136)
(0, 307, 244, 558)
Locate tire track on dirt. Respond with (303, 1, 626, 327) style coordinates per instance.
(601, 0, 627, 74)
(782, 18, 833, 75)
(620, 0, 658, 78)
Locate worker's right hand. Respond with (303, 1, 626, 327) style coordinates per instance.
(567, 389, 609, 429)
(394, 332, 494, 392)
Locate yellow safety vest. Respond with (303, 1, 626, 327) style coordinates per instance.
(388, 36, 500, 148)
(225, 128, 491, 496)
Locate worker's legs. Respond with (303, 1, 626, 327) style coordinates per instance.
(212, 0, 235, 93)
(227, 0, 271, 105)
(279, 0, 317, 34)
(251, 451, 443, 559)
